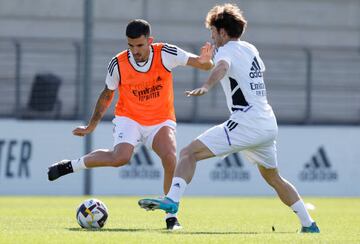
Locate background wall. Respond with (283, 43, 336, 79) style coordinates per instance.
(1, 0, 360, 124)
(1, 0, 360, 47)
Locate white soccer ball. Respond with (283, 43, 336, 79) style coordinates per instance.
(76, 198, 108, 229)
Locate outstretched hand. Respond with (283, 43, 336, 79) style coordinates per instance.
(72, 125, 95, 136)
(185, 87, 209, 97)
(198, 42, 214, 64)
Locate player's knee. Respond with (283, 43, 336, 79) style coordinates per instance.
(111, 153, 131, 167)
(161, 152, 176, 170)
(264, 174, 283, 188)
(180, 146, 195, 162)
(179, 147, 189, 159)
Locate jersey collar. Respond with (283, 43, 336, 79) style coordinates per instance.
(127, 46, 154, 73)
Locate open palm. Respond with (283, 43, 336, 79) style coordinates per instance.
(198, 42, 214, 64)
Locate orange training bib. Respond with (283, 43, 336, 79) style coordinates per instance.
(114, 43, 175, 125)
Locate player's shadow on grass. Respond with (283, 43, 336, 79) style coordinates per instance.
(169, 231, 295, 235)
(68, 228, 294, 234)
(67, 227, 162, 232)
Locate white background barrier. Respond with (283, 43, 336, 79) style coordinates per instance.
(1, 119, 359, 196)
(0, 120, 83, 195)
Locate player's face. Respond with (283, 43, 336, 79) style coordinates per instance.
(210, 26, 223, 48)
(127, 35, 153, 62)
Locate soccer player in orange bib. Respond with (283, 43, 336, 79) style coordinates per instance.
(47, 19, 214, 230)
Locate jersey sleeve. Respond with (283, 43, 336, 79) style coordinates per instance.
(214, 46, 232, 68)
(105, 57, 120, 90)
(161, 43, 194, 71)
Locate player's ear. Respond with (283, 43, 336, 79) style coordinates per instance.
(147, 37, 154, 45)
(219, 28, 226, 38)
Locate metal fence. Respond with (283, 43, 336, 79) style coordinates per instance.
(1, 37, 360, 124)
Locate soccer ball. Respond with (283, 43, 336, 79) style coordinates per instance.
(76, 198, 108, 229)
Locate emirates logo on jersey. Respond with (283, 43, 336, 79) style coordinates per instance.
(132, 84, 163, 102)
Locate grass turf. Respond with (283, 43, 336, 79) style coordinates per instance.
(0, 197, 359, 243)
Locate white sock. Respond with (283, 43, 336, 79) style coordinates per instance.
(165, 212, 177, 220)
(291, 199, 314, 227)
(166, 177, 187, 203)
(71, 157, 86, 172)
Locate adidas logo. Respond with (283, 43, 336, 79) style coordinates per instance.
(156, 76, 162, 82)
(249, 56, 263, 78)
(210, 153, 250, 181)
(120, 146, 161, 179)
(299, 146, 338, 181)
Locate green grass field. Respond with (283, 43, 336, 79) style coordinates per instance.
(0, 197, 359, 243)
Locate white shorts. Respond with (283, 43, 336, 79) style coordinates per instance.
(112, 116, 176, 150)
(197, 119, 278, 169)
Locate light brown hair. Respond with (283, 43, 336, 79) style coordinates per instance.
(205, 3, 247, 38)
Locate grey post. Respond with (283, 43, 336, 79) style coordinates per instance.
(83, 0, 94, 195)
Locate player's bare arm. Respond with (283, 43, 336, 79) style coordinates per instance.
(186, 42, 214, 70)
(73, 86, 115, 136)
(185, 60, 229, 96)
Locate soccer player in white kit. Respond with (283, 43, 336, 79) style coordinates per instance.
(139, 3, 320, 233)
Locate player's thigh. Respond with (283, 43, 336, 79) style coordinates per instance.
(196, 123, 238, 158)
(242, 140, 278, 169)
(112, 142, 135, 163)
(193, 123, 238, 160)
(147, 120, 176, 153)
(152, 125, 176, 159)
(257, 164, 279, 177)
(197, 120, 277, 162)
(182, 139, 215, 162)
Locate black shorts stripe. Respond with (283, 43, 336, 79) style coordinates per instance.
(228, 120, 236, 129)
(226, 120, 238, 131)
(228, 123, 238, 131)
